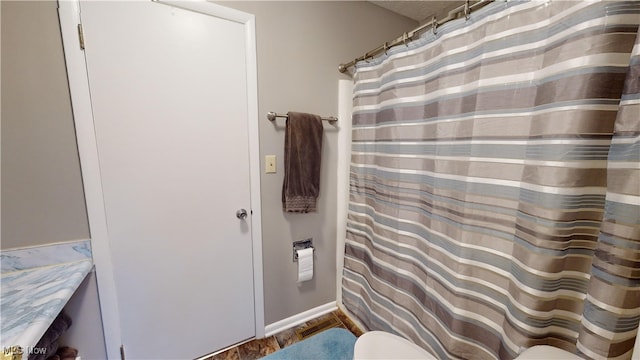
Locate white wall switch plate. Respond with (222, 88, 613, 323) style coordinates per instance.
(265, 155, 276, 173)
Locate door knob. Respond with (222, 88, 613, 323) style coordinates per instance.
(236, 209, 248, 220)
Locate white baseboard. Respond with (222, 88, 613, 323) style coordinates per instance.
(264, 302, 338, 337)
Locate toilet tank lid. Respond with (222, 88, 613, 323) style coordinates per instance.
(517, 345, 583, 360)
(353, 331, 436, 360)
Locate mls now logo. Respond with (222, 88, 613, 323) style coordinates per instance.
(3, 346, 48, 357)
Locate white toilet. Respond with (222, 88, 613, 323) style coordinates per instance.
(353, 331, 584, 359)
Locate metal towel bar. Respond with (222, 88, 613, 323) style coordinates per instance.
(267, 111, 337, 124)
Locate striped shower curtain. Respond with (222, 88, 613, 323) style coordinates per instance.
(342, 1, 640, 359)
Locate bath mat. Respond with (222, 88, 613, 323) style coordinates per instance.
(263, 328, 356, 360)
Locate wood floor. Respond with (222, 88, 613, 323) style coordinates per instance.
(202, 309, 363, 360)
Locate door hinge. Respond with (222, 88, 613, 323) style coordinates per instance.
(77, 24, 85, 50)
(120, 344, 125, 360)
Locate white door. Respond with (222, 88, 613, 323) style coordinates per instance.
(78, 2, 257, 358)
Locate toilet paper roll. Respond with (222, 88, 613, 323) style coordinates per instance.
(296, 248, 314, 282)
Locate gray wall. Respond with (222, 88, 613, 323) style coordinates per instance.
(1, 1, 89, 249)
(220, 1, 416, 325)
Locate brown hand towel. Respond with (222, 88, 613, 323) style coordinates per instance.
(282, 112, 324, 213)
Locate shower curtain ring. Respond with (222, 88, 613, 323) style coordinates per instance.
(402, 32, 409, 47)
(432, 16, 437, 35)
(464, 0, 470, 20)
(383, 42, 389, 55)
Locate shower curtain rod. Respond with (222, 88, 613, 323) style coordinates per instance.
(338, 0, 494, 73)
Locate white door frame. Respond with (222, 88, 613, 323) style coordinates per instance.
(58, 1, 264, 358)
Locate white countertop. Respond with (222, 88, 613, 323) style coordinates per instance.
(0, 241, 93, 356)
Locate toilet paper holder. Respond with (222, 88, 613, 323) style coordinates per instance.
(293, 238, 314, 262)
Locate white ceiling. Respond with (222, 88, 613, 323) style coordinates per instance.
(370, 1, 464, 23)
